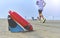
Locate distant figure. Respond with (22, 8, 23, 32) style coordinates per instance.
(32, 17, 34, 20)
(36, 0, 46, 23)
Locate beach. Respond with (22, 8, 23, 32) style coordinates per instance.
(0, 19, 60, 38)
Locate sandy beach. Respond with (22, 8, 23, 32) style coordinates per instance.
(0, 19, 60, 38)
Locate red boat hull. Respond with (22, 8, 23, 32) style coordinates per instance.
(9, 10, 33, 31)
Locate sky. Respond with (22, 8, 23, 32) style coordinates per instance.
(0, 0, 60, 20)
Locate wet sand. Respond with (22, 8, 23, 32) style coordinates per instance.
(0, 19, 60, 38)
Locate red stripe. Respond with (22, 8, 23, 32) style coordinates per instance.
(9, 11, 31, 27)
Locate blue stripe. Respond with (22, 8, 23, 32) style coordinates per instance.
(9, 24, 24, 32)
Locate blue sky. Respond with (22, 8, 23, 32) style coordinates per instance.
(0, 0, 60, 20)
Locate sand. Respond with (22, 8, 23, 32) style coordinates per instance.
(0, 19, 60, 38)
